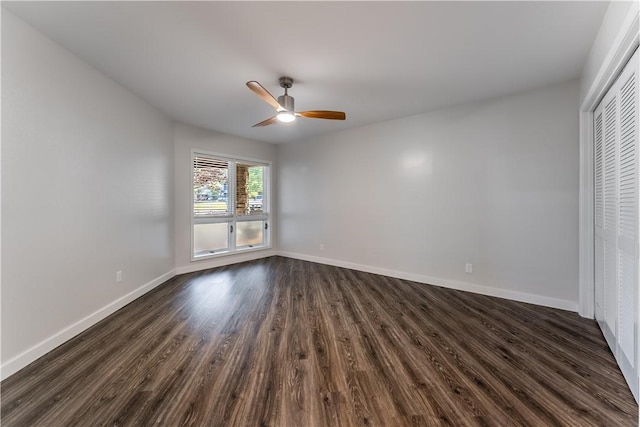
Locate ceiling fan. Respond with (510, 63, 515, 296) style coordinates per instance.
(246, 77, 346, 127)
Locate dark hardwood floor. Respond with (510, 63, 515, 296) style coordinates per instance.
(1, 256, 637, 426)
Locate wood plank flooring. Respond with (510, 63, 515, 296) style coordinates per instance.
(1, 256, 637, 426)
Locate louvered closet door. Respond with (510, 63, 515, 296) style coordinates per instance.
(594, 48, 639, 401)
(594, 106, 605, 324)
(598, 89, 619, 348)
(616, 49, 639, 390)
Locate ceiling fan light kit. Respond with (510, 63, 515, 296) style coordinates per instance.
(276, 111, 296, 123)
(246, 76, 346, 128)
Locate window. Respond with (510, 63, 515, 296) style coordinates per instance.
(192, 151, 270, 259)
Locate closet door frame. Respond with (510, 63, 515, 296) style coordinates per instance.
(578, 8, 638, 319)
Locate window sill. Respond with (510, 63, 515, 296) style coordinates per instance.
(191, 244, 272, 263)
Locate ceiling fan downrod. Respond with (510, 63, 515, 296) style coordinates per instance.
(278, 76, 294, 111)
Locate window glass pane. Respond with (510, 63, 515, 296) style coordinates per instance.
(236, 163, 265, 215)
(194, 223, 229, 256)
(236, 221, 264, 247)
(194, 156, 229, 216)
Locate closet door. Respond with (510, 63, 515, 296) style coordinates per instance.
(594, 47, 639, 400)
(616, 49, 639, 390)
(606, 95, 619, 345)
(597, 86, 619, 348)
(594, 104, 605, 324)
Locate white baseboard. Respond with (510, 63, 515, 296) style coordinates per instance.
(1, 269, 176, 381)
(175, 249, 277, 275)
(277, 251, 579, 312)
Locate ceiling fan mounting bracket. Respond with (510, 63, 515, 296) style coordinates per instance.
(279, 76, 294, 89)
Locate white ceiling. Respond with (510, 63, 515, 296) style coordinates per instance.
(3, 1, 609, 144)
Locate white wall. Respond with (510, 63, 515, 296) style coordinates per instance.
(1, 11, 175, 377)
(173, 123, 277, 273)
(278, 80, 580, 310)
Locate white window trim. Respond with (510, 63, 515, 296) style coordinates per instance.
(190, 149, 272, 262)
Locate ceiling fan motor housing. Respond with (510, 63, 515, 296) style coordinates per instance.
(277, 94, 294, 112)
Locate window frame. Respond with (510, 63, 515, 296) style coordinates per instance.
(190, 149, 271, 261)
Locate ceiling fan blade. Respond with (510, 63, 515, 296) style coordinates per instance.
(297, 110, 346, 120)
(252, 116, 278, 128)
(246, 81, 282, 110)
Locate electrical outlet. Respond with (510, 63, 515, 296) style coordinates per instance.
(319, 244, 325, 251)
(116, 270, 123, 283)
(465, 263, 473, 274)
